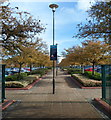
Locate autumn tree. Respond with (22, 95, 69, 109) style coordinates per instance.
(5, 38, 50, 72)
(1, 3, 50, 72)
(75, 1, 111, 44)
(24, 38, 49, 71)
(82, 40, 110, 75)
(59, 58, 70, 67)
(60, 40, 110, 75)
(1, 3, 45, 52)
(6, 45, 32, 74)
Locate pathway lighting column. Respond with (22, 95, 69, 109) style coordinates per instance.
(56, 43, 58, 76)
(49, 4, 58, 94)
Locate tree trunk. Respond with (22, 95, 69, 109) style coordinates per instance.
(18, 63, 22, 74)
(30, 64, 32, 72)
(92, 61, 95, 76)
(82, 66, 85, 74)
(81, 65, 83, 70)
(40, 64, 42, 68)
(18, 63, 22, 80)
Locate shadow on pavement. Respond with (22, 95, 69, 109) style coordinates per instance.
(34, 80, 52, 87)
(91, 100, 111, 119)
(64, 76, 80, 89)
(2, 118, 105, 120)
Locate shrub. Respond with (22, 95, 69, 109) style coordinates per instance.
(5, 75, 18, 81)
(5, 81, 24, 88)
(16, 72, 28, 80)
(82, 71, 101, 80)
(37, 70, 45, 77)
(5, 72, 28, 81)
(72, 74, 102, 87)
(29, 68, 48, 77)
(22, 75, 37, 86)
(5, 74, 40, 88)
(67, 68, 82, 74)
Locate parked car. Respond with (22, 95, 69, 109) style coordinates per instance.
(5, 71, 17, 77)
(84, 67, 97, 72)
(23, 68, 30, 72)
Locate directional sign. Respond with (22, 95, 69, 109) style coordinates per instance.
(50, 45, 57, 60)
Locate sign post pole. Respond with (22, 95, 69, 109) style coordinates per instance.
(50, 45, 57, 94)
(49, 4, 58, 94)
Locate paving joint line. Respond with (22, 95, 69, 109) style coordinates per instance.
(20, 101, 89, 103)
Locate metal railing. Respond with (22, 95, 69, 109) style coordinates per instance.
(101, 65, 111, 105)
(0, 64, 6, 103)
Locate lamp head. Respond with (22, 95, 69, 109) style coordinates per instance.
(49, 4, 59, 12)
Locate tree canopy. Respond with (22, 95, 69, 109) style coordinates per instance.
(59, 40, 110, 75)
(1, 3, 46, 52)
(1, 3, 51, 71)
(74, 1, 111, 44)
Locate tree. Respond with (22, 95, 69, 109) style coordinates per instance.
(60, 40, 110, 75)
(1, 3, 51, 73)
(5, 39, 50, 72)
(59, 58, 70, 67)
(82, 40, 110, 75)
(74, 1, 111, 44)
(6, 45, 33, 74)
(24, 38, 49, 71)
(1, 3, 46, 52)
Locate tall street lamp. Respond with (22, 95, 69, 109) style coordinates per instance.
(56, 43, 58, 76)
(49, 4, 58, 94)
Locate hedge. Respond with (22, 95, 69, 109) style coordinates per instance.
(82, 71, 101, 81)
(29, 68, 48, 77)
(5, 81, 24, 88)
(5, 72, 28, 81)
(72, 74, 102, 87)
(67, 68, 82, 74)
(5, 68, 49, 88)
(5, 75, 39, 88)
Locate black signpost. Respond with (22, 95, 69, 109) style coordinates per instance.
(50, 45, 57, 60)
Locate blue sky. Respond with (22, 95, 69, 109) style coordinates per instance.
(9, 0, 95, 61)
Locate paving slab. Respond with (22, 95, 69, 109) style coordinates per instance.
(3, 102, 103, 119)
(3, 69, 106, 119)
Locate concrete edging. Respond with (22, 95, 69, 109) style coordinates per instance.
(71, 76, 101, 89)
(2, 100, 15, 110)
(94, 98, 111, 114)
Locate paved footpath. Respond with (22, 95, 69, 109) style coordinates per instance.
(3, 69, 108, 119)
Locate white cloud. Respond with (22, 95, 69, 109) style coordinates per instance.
(77, 0, 110, 11)
(77, 0, 95, 11)
(55, 7, 88, 28)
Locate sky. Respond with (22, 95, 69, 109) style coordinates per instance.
(8, 0, 96, 62)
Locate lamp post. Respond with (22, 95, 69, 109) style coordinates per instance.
(56, 43, 58, 76)
(49, 4, 58, 94)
